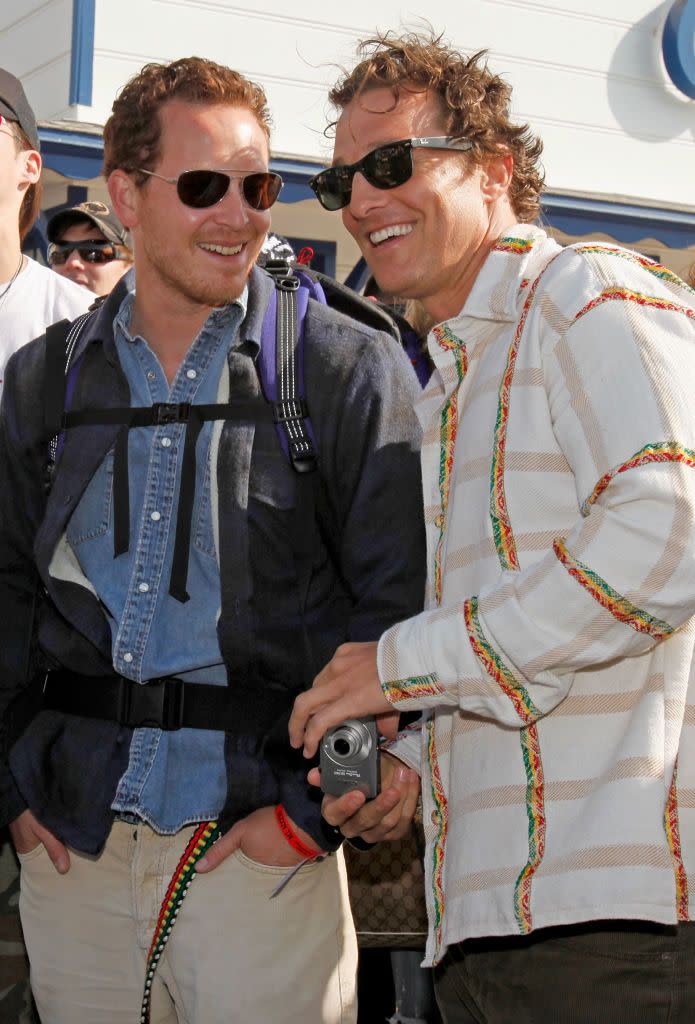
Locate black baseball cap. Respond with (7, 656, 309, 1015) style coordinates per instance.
(0, 68, 39, 150)
(47, 200, 130, 247)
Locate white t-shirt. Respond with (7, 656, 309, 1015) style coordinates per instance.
(0, 257, 95, 400)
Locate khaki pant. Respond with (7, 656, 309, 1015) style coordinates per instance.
(19, 821, 357, 1024)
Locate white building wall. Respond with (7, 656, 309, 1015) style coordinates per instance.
(0, 1, 73, 118)
(1, 1, 693, 243)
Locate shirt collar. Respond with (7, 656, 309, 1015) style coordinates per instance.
(114, 285, 248, 345)
(450, 223, 553, 325)
(69, 263, 275, 367)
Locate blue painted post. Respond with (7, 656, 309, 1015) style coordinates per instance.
(69, 0, 96, 106)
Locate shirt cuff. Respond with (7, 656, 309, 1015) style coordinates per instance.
(377, 611, 459, 711)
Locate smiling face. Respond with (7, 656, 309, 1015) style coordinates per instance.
(334, 86, 516, 323)
(111, 99, 271, 312)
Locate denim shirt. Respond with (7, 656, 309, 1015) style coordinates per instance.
(67, 289, 246, 833)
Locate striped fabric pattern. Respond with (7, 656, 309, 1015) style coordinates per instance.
(379, 225, 695, 966)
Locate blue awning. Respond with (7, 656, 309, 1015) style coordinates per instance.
(37, 130, 695, 250)
(541, 193, 695, 250)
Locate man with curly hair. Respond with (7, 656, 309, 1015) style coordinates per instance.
(291, 31, 695, 1022)
(0, 56, 425, 1023)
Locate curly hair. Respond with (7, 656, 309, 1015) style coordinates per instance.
(103, 56, 272, 184)
(328, 31, 544, 223)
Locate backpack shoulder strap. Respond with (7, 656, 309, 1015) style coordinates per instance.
(44, 310, 94, 486)
(44, 318, 73, 442)
(260, 259, 321, 474)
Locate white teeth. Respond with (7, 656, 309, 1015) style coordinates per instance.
(199, 242, 243, 255)
(369, 224, 413, 246)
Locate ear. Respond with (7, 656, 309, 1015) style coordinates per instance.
(21, 148, 41, 185)
(481, 152, 513, 204)
(108, 169, 140, 229)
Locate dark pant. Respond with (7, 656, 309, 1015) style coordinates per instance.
(434, 920, 695, 1023)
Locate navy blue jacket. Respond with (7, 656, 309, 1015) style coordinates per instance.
(0, 266, 426, 854)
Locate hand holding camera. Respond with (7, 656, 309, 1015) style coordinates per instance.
(313, 744, 420, 844)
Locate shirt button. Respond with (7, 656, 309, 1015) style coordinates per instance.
(150, 511, 161, 521)
(186, 369, 197, 379)
(138, 582, 149, 593)
(161, 437, 172, 448)
(434, 513, 444, 529)
(431, 810, 439, 825)
(147, 371, 156, 381)
(123, 652, 133, 664)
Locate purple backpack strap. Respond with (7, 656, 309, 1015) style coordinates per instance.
(259, 263, 325, 472)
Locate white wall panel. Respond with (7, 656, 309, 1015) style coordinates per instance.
(0, 0, 72, 116)
(1, 0, 692, 209)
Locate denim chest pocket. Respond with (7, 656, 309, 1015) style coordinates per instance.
(193, 443, 217, 559)
(66, 449, 114, 546)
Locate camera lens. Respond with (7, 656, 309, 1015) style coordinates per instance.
(323, 720, 373, 766)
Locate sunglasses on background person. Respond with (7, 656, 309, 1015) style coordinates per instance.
(47, 240, 131, 266)
(310, 136, 474, 212)
(137, 167, 283, 211)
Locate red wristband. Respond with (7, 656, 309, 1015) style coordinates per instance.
(274, 805, 324, 858)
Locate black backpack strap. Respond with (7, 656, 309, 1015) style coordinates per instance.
(262, 258, 318, 473)
(44, 319, 72, 431)
(63, 397, 273, 603)
(44, 310, 96, 486)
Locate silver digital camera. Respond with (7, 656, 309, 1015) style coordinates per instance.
(319, 717, 380, 798)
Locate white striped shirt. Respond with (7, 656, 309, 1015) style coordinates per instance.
(380, 224, 695, 966)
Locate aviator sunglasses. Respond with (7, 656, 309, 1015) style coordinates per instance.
(138, 167, 283, 210)
(310, 136, 473, 211)
(48, 240, 130, 266)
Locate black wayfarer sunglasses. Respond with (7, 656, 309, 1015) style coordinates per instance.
(310, 136, 474, 211)
(137, 167, 284, 211)
(48, 241, 130, 266)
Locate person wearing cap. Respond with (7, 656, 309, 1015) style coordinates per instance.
(47, 200, 133, 296)
(0, 66, 94, 1024)
(0, 67, 94, 401)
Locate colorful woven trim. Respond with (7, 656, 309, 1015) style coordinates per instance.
(426, 718, 448, 961)
(489, 251, 561, 570)
(575, 245, 695, 293)
(574, 288, 695, 326)
(464, 596, 541, 724)
(553, 538, 674, 640)
(582, 441, 695, 516)
(382, 671, 442, 704)
(664, 757, 690, 922)
(140, 820, 221, 1024)
(432, 324, 467, 606)
(513, 723, 546, 934)
(494, 236, 535, 255)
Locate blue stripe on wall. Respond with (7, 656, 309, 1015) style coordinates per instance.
(69, 0, 95, 105)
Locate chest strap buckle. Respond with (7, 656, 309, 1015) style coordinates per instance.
(117, 675, 185, 730)
(152, 402, 191, 426)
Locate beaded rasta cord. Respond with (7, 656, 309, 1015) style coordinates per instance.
(140, 820, 221, 1024)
